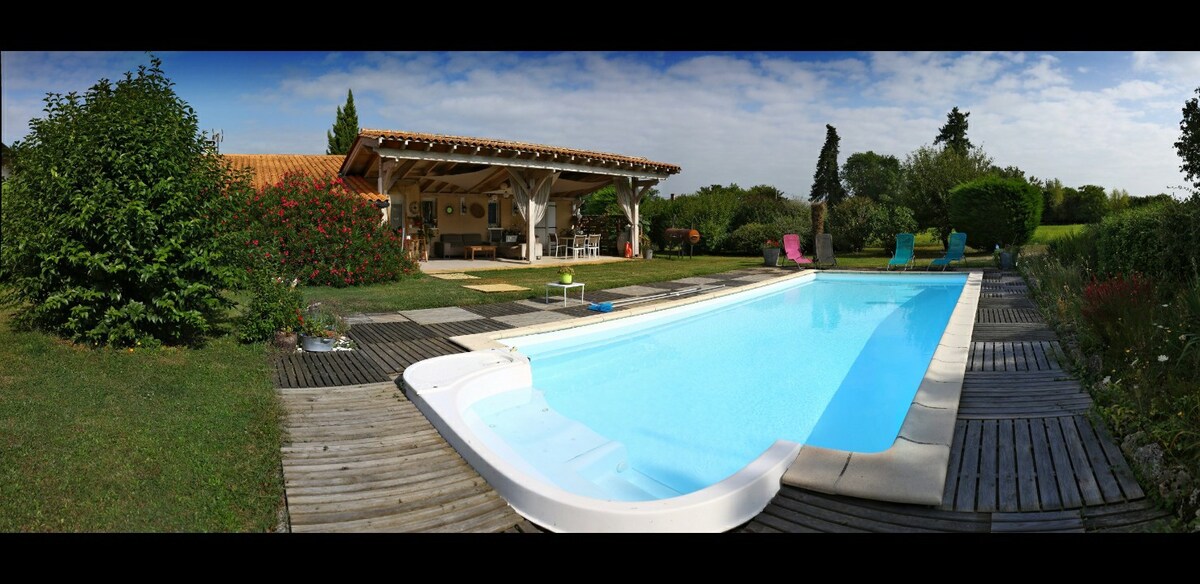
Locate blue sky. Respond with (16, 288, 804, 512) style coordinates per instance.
(3, 51, 1197, 197)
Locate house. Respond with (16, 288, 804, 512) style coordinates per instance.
(225, 130, 680, 260)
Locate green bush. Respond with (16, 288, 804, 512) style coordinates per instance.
(825, 197, 878, 252)
(869, 205, 918, 254)
(947, 176, 1043, 249)
(233, 240, 304, 343)
(0, 57, 250, 346)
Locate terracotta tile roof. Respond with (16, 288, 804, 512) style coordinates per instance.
(357, 129, 681, 174)
(223, 154, 385, 201)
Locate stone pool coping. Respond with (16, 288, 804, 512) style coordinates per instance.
(450, 268, 982, 507)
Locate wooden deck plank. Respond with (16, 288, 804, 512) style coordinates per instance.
(955, 420, 982, 512)
(941, 420, 968, 510)
(1044, 418, 1084, 509)
(997, 419, 1018, 512)
(977, 420, 998, 512)
(1074, 416, 1126, 503)
(1028, 418, 1061, 510)
(1091, 418, 1146, 500)
(1062, 416, 1106, 506)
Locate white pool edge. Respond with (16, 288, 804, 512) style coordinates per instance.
(403, 348, 802, 532)
(406, 268, 981, 530)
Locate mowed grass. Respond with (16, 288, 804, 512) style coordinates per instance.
(1029, 224, 1086, 244)
(0, 309, 283, 532)
(305, 255, 762, 314)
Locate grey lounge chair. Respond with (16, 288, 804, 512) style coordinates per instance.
(815, 233, 837, 267)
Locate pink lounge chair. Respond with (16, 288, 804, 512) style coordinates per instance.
(783, 234, 813, 269)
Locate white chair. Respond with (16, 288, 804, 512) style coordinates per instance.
(586, 234, 600, 258)
(547, 233, 561, 258)
(569, 235, 587, 260)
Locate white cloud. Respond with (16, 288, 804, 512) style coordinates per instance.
(1132, 51, 1200, 86)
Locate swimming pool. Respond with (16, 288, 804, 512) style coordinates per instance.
(404, 270, 980, 532)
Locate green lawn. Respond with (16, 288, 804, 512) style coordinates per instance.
(0, 309, 283, 532)
(1029, 224, 1085, 244)
(305, 255, 763, 314)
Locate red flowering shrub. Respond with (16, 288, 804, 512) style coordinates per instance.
(1080, 272, 1156, 350)
(238, 171, 416, 287)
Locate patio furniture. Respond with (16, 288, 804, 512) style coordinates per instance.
(569, 235, 587, 260)
(815, 233, 837, 267)
(547, 233, 562, 258)
(435, 233, 485, 258)
(783, 234, 813, 269)
(546, 281, 586, 305)
(586, 234, 601, 258)
(887, 233, 916, 271)
(928, 232, 967, 271)
(465, 245, 497, 260)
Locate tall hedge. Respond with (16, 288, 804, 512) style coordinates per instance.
(0, 58, 250, 346)
(1093, 197, 1200, 283)
(947, 176, 1043, 249)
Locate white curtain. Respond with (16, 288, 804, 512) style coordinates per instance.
(614, 177, 641, 256)
(506, 168, 558, 260)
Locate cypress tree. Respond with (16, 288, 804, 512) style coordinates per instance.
(934, 106, 972, 155)
(809, 124, 847, 205)
(326, 89, 359, 155)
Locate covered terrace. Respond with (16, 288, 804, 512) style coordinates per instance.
(340, 129, 681, 262)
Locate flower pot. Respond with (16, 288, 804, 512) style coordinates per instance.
(999, 251, 1013, 270)
(300, 334, 335, 352)
(559, 274, 573, 284)
(763, 248, 780, 267)
(643, 249, 654, 260)
(274, 331, 298, 352)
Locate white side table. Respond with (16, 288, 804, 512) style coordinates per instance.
(545, 282, 585, 305)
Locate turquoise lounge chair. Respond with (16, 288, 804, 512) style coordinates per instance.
(929, 232, 967, 271)
(887, 233, 915, 271)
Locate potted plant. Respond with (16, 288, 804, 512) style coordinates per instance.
(640, 232, 654, 260)
(763, 238, 781, 267)
(558, 266, 575, 284)
(298, 305, 345, 352)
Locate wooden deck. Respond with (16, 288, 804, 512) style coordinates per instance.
(279, 382, 527, 532)
(273, 267, 1168, 533)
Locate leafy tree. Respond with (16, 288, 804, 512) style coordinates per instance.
(825, 197, 878, 252)
(325, 89, 359, 155)
(869, 205, 919, 254)
(841, 151, 901, 202)
(732, 184, 790, 228)
(1041, 178, 1067, 224)
(1, 57, 251, 346)
(948, 176, 1043, 249)
(1177, 87, 1200, 191)
(1107, 188, 1131, 214)
(809, 124, 847, 205)
(1074, 185, 1109, 223)
(934, 106, 973, 155)
(900, 144, 993, 246)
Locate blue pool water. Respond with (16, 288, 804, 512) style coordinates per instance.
(471, 273, 966, 501)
